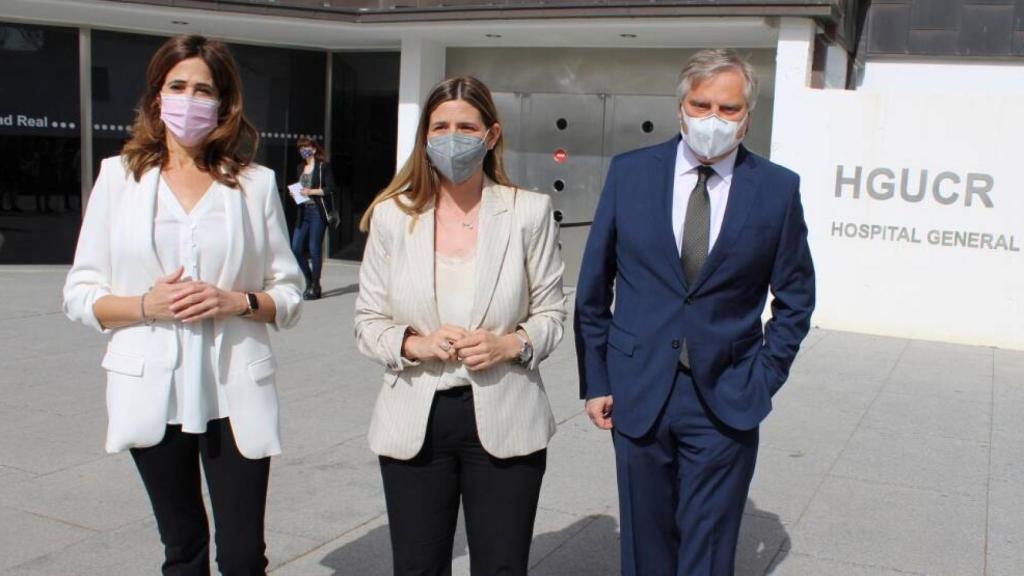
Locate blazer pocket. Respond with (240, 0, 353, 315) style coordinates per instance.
(247, 356, 277, 385)
(101, 350, 145, 377)
(607, 324, 636, 357)
(731, 333, 763, 365)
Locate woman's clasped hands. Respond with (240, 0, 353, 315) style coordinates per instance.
(142, 266, 248, 323)
(402, 325, 520, 371)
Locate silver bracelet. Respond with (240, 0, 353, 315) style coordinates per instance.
(140, 291, 155, 326)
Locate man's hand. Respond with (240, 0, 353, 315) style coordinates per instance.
(585, 395, 614, 430)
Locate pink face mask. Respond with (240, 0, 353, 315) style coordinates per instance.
(160, 94, 220, 146)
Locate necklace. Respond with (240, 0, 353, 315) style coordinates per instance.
(438, 201, 479, 231)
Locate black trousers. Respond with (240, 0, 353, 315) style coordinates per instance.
(130, 418, 271, 576)
(379, 387, 547, 576)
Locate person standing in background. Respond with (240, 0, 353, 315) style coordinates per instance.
(291, 136, 338, 300)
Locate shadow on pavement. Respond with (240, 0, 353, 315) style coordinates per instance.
(739, 498, 790, 575)
(320, 283, 359, 299)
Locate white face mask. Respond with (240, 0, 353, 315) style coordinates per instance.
(680, 110, 746, 160)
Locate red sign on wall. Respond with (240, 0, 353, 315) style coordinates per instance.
(553, 148, 568, 164)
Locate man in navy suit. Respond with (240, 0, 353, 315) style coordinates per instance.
(575, 49, 815, 575)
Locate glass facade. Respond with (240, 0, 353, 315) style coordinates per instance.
(91, 30, 328, 235)
(0, 22, 398, 264)
(0, 23, 81, 264)
(329, 52, 399, 259)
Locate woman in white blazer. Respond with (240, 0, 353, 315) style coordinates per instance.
(354, 76, 566, 576)
(62, 35, 302, 576)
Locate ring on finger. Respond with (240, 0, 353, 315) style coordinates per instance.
(440, 340, 451, 351)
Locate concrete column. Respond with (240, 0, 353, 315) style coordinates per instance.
(773, 17, 815, 97)
(396, 37, 445, 169)
(769, 17, 815, 159)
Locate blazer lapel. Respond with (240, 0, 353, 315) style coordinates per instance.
(469, 181, 512, 329)
(406, 202, 441, 329)
(655, 136, 687, 291)
(130, 167, 165, 283)
(217, 180, 245, 290)
(689, 145, 758, 294)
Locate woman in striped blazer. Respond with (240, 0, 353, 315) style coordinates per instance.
(354, 76, 566, 575)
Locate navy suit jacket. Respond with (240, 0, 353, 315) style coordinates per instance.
(574, 137, 815, 436)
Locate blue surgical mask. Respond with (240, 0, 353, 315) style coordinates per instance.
(300, 148, 314, 160)
(426, 130, 490, 184)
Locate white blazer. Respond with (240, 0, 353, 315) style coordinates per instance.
(63, 156, 304, 459)
(354, 181, 566, 460)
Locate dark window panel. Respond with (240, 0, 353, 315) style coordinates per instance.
(908, 29, 961, 52)
(868, 5, 912, 54)
(1017, 0, 1024, 31)
(910, 0, 961, 29)
(962, 0, 1013, 4)
(329, 52, 400, 260)
(0, 23, 82, 264)
(1014, 31, 1024, 53)
(959, 5, 1014, 55)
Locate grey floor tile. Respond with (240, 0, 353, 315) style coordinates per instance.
(884, 339, 993, 400)
(829, 425, 989, 497)
(528, 513, 620, 576)
(736, 505, 791, 576)
(271, 513, 390, 576)
(994, 348, 1024, 402)
(769, 552, 926, 575)
(536, 415, 618, 518)
(860, 391, 991, 443)
(0, 505, 95, 571)
(748, 445, 834, 526)
(989, 428, 1024, 481)
(789, 476, 985, 576)
(987, 477, 1024, 576)
(265, 440, 387, 543)
(0, 452, 151, 532)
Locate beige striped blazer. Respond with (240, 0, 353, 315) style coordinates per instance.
(354, 180, 566, 459)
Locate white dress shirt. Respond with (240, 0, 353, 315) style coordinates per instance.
(672, 141, 740, 255)
(435, 250, 476, 390)
(154, 177, 230, 433)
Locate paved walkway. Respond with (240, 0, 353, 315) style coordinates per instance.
(1, 262, 1021, 575)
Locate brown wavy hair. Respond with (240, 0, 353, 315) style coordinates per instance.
(296, 136, 326, 162)
(121, 35, 259, 188)
(358, 76, 512, 232)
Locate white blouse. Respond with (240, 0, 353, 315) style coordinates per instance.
(154, 177, 230, 432)
(435, 251, 475, 390)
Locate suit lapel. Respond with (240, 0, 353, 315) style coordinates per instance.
(655, 136, 687, 291)
(469, 182, 511, 329)
(689, 145, 758, 294)
(129, 167, 165, 283)
(406, 202, 441, 328)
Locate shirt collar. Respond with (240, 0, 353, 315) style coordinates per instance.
(676, 138, 740, 180)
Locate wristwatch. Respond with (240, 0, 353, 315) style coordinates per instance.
(240, 292, 259, 317)
(514, 331, 534, 366)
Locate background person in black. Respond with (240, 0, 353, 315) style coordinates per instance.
(290, 136, 338, 300)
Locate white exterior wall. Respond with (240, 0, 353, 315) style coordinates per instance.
(771, 19, 1024, 350)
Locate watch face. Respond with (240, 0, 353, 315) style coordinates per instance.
(247, 292, 259, 311)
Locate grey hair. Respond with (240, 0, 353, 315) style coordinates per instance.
(676, 49, 759, 112)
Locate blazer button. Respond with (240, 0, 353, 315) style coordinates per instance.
(672, 339, 680, 349)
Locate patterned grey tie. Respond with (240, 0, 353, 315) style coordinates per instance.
(679, 164, 714, 368)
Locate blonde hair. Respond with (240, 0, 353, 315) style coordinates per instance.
(358, 76, 512, 232)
